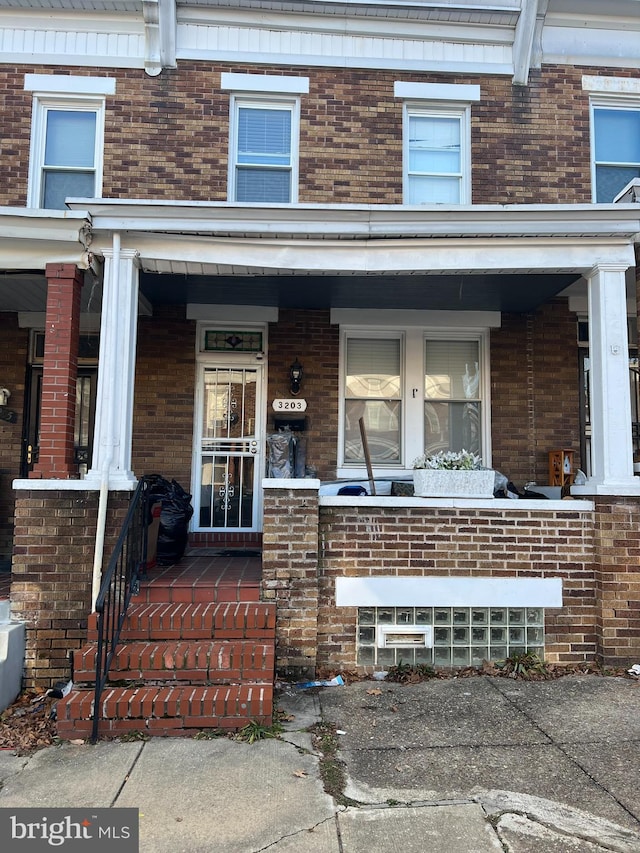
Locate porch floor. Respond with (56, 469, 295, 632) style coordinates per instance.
(139, 550, 263, 603)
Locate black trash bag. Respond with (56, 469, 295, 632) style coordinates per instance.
(145, 475, 194, 564)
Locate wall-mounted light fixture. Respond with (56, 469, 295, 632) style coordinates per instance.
(0, 388, 10, 407)
(289, 358, 303, 396)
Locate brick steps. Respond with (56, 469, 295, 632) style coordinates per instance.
(57, 576, 275, 740)
(133, 581, 261, 604)
(56, 683, 274, 739)
(73, 639, 274, 683)
(87, 601, 275, 642)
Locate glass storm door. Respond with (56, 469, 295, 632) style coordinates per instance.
(197, 365, 263, 531)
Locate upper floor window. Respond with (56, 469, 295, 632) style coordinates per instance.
(592, 104, 640, 202)
(230, 99, 298, 203)
(221, 73, 308, 205)
(395, 82, 479, 205)
(25, 75, 113, 210)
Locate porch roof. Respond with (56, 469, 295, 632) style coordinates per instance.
(1, 200, 639, 313)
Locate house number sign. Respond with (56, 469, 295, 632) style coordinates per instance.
(272, 399, 307, 411)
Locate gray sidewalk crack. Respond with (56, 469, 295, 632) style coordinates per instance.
(250, 813, 341, 852)
(485, 679, 640, 828)
(109, 740, 146, 807)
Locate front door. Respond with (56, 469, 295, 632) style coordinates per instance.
(195, 363, 264, 531)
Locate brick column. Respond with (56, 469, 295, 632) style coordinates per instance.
(262, 480, 320, 679)
(31, 263, 83, 479)
(594, 496, 640, 666)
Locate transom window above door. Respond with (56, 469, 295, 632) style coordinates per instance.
(339, 326, 489, 476)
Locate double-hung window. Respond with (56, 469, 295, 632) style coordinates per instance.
(25, 75, 113, 210)
(591, 103, 640, 202)
(221, 73, 307, 204)
(395, 82, 479, 205)
(230, 99, 297, 203)
(339, 322, 490, 476)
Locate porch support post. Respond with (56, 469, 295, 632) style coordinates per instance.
(30, 263, 83, 479)
(574, 263, 639, 496)
(84, 241, 139, 489)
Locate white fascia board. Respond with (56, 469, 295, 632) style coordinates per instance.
(335, 576, 563, 608)
(543, 26, 640, 70)
(331, 308, 501, 327)
(394, 82, 481, 101)
(24, 74, 116, 95)
(111, 232, 636, 277)
(66, 198, 640, 239)
(220, 72, 309, 94)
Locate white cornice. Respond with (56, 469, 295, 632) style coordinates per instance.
(63, 198, 640, 241)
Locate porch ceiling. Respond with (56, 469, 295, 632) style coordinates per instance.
(138, 271, 581, 312)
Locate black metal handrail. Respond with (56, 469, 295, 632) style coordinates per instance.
(90, 476, 151, 743)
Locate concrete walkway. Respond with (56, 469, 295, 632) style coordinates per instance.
(0, 675, 639, 851)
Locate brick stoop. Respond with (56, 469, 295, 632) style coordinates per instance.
(56, 564, 275, 740)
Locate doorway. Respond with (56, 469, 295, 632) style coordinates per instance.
(194, 362, 265, 532)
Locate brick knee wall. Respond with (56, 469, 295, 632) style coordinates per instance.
(11, 489, 130, 688)
(594, 497, 640, 666)
(262, 484, 320, 679)
(316, 504, 597, 671)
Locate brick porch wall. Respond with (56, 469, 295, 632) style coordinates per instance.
(11, 489, 130, 688)
(263, 486, 640, 673)
(317, 504, 597, 671)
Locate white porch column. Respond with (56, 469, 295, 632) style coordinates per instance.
(574, 263, 638, 495)
(85, 238, 139, 490)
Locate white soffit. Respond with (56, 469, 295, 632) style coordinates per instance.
(335, 576, 563, 608)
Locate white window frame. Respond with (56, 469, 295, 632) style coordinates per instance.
(402, 102, 472, 205)
(338, 325, 490, 478)
(589, 96, 640, 204)
(25, 76, 111, 209)
(227, 95, 300, 204)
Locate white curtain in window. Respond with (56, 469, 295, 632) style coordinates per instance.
(425, 340, 480, 400)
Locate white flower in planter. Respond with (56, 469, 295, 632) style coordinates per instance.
(412, 449, 482, 471)
(412, 450, 494, 498)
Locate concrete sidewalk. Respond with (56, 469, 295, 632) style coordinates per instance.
(0, 675, 639, 851)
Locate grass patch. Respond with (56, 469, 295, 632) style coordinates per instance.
(309, 721, 360, 807)
(234, 719, 283, 744)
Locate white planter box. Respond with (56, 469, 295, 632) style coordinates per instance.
(412, 468, 495, 498)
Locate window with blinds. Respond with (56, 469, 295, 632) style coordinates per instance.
(424, 339, 481, 457)
(344, 337, 402, 464)
(231, 100, 296, 203)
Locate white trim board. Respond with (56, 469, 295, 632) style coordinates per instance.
(335, 577, 563, 608)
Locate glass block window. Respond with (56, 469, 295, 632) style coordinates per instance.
(357, 606, 545, 667)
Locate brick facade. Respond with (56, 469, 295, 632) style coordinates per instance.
(2, 63, 639, 209)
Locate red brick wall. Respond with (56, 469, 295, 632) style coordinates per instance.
(267, 310, 339, 480)
(0, 314, 28, 562)
(491, 300, 581, 488)
(131, 306, 196, 489)
(11, 489, 129, 687)
(1, 63, 638, 207)
(316, 503, 596, 672)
